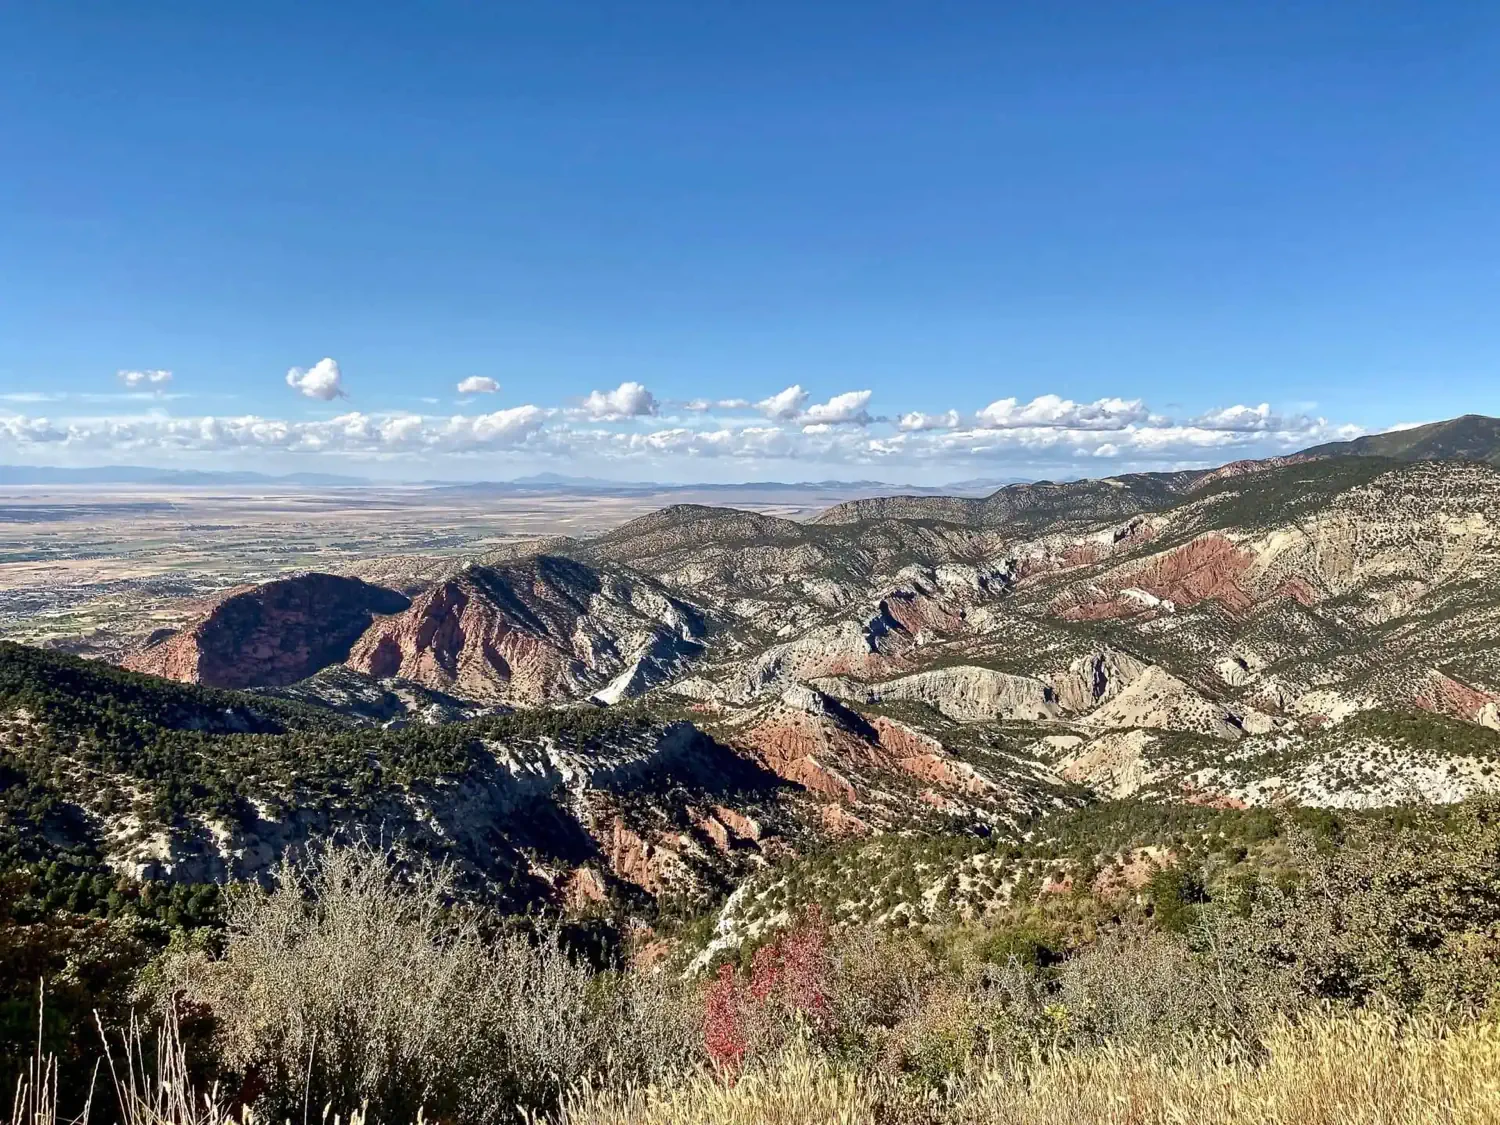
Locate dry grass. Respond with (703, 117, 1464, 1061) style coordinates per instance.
(10, 1006, 228, 1125)
(12, 1007, 1499, 1125)
(555, 1011, 1500, 1125)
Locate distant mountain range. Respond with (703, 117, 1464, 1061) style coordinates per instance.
(0, 464, 1005, 493)
(0, 465, 371, 486)
(422, 473, 1008, 496)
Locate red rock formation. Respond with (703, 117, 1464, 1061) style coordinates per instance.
(1180, 785, 1249, 809)
(123, 573, 409, 689)
(737, 703, 1005, 811)
(1189, 454, 1311, 490)
(1057, 520, 1160, 570)
(599, 816, 685, 896)
(819, 803, 870, 837)
(871, 716, 996, 796)
(1271, 576, 1318, 606)
(689, 805, 764, 854)
(1413, 671, 1500, 724)
(345, 555, 700, 705)
(881, 589, 965, 637)
(713, 806, 762, 842)
(695, 812, 733, 853)
(562, 866, 609, 909)
(735, 709, 867, 802)
(1056, 533, 1256, 620)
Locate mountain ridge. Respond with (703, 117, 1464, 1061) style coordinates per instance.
(19, 416, 1500, 921)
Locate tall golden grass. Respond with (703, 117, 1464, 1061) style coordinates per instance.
(14, 1009, 1500, 1124)
(553, 1011, 1500, 1125)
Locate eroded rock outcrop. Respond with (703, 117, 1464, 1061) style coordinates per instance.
(124, 573, 410, 689)
(816, 665, 1058, 722)
(345, 556, 706, 706)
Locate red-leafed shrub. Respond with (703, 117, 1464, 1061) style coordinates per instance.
(749, 905, 830, 1023)
(703, 963, 748, 1069)
(702, 907, 832, 1072)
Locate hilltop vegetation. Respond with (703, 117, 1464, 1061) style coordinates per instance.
(1302, 413, 1500, 467)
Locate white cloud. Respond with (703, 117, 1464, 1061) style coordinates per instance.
(0, 415, 68, 444)
(802, 389, 874, 426)
(1192, 403, 1275, 431)
(286, 358, 346, 401)
(456, 376, 500, 395)
(757, 385, 809, 421)
(577, 381, 658, 419)
(898, 409, 961, 432)
(118, 369, 173, 389)
(1191, 402, 1314, 432)
(0, 405, 550, 458)
(976, 394, 1150, 431)
(444, 405, 551, 447)
(0, 382, 1367, 476)
(683, 397, 752, 412)
(755, 385, 874, 426)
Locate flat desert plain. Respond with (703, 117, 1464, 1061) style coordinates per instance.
(0, 480, 913, 657)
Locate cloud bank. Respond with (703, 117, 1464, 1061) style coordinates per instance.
(2, 372, 1366, 477)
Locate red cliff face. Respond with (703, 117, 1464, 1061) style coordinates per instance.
(735, 698, 1002, 813)
(1413, 671, 1500, 725)
(123, 573, 409, 689)
(344, 555, 702, 706)
(1056, 533, 1257, 620)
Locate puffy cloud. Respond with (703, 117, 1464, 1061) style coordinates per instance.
(443, 405, 550, 448)
(756, 386, 874, 426)
(578, 381, 658, 419)
(118, 369, 172, 389)
(286, 358, 346, 401)
(757, 385, 809, 421)
(1191, 403, 1314, 433)
(803, 389, 874, 426)
(976, 394, 1150, 431)
(898, 409, 961, 432)
(592, 424, 802, 461)
(0, 415, 68, 444)
(456, 376, 500, 395)
(1192, 403, 1278, 431)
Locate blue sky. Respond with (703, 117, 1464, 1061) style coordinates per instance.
(2, 2, 1497, 482)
